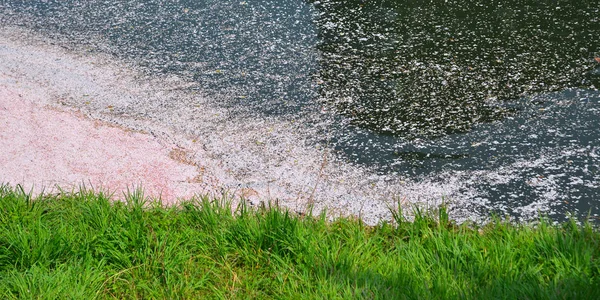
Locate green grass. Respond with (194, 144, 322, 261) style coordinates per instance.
(0, 184, 599, 299)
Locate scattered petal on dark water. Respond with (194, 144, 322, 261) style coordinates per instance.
(2, 0, 599, 222)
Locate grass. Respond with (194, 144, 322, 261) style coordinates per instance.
(0, 184, 599, 299)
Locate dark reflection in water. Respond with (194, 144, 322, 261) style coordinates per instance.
(313, 0, 600, 137)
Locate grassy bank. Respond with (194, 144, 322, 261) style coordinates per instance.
(0, 184, 599, 299)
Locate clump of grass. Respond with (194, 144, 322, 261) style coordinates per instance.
(0, 183, 599, 299)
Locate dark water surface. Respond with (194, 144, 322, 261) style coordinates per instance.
(2, 0, 600, 221)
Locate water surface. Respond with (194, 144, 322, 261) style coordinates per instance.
(2, 0, 600, 221)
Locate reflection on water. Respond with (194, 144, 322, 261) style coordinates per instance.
(310, 0, 600, 220)
(1, 0, 600, 221)
(314, 0, 599, 137)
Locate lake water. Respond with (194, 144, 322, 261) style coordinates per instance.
(2, 0, 599, 222)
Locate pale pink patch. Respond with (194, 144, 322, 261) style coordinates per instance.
(0, 86, 206, 203)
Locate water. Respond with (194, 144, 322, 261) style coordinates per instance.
(2, 0, 600, 222)
(1, 0, 320, 116)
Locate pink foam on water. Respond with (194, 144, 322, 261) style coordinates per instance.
(0, 86, 205, 202)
